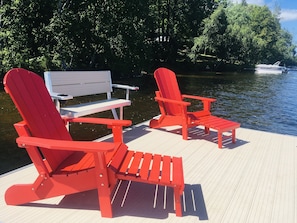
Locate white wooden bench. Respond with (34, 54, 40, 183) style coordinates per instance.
(44, 70, 139, 119)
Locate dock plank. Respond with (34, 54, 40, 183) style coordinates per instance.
(1, 121, 297, 223)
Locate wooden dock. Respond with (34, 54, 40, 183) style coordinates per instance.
(1, 119, 296, 223)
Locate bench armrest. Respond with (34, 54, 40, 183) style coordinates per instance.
(49, 92, 73, 112)
(50, 92, 73, 100)
(112, 84, 139, 100)
(16, 136, 120, 153)
(112, 84, 139, 91)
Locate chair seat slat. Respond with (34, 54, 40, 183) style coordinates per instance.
(160, 156, 171, 184)
(139, 153, 153, 180)
(118, 150, 135, 174)
(148, 154, 162, 182)
(127, 152, 143, 175)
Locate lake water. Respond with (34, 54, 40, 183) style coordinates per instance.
(1, 70, 297, 174)
(174, 71, 297, 136)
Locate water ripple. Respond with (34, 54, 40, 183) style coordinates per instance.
(177, 71, 297, 136)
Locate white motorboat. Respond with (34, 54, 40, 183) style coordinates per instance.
(255, 61, 288, 74)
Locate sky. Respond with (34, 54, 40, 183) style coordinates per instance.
(231, 0, 297, 45)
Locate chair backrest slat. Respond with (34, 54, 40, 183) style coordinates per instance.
(4, 68, 73, 172)
(154, 68, 183, 116)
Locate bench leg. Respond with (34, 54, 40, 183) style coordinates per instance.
(119, 107, 123, 120)
(111, 108, 119, 119)
(111, 107, 123, 120)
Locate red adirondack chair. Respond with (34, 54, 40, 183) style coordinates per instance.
(149, 67, 240, 148)
(3, 68, 184, 218)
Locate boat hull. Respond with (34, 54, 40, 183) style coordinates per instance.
(255, 62, 288, 74)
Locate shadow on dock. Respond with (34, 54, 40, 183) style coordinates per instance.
(23, 183, 208, 220)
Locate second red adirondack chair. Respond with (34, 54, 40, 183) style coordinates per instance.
(150, 67, 240, 148)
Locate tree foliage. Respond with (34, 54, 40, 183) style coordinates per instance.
(191, 5, 228, 59)
(191, 2, 296, 66)
(0, 0, 56, 73)
(0, 0, 296, 76)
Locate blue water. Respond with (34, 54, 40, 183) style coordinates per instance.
(174, 71, 297, 136)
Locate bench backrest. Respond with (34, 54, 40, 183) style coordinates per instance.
(44, 71, 113, 97)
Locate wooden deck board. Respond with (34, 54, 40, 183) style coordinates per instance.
(1, 120, 297, 223)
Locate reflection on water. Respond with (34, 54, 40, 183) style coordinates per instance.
(1, 71, 297, 173)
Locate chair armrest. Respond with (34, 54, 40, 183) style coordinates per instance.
(16, 136, 119, 153)
(155, 96, 191, 107)
(65, 117, 132, 127)
(182, 94, 216, 102)
(182, 94, 215, 111)
(50, 92, 73, 100)
(112, 84, 139, 100)
(65, 117, 132, 143)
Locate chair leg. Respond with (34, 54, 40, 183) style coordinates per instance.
(96, 173, 113, 217)
(218, 132, 222, 148)
(174, 187, 183, 217)
(94, 152, 114, 217)
(182, 125, 188, 140)
(98, 193, 113, 218)
(232, 129, 236, 143)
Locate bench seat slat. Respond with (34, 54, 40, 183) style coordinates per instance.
(60, 99, 130, 118)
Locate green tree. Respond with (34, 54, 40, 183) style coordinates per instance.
(149, 0, 216, 64)
(47, 0, 151, 75)
(225, 3, 296, 65)
(0, 0, 55, 73)
(1, 0, 296, 75)
(225, 4, 259, 64)
(190, 2, 297, 66)
(191, 6, 228, 61)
